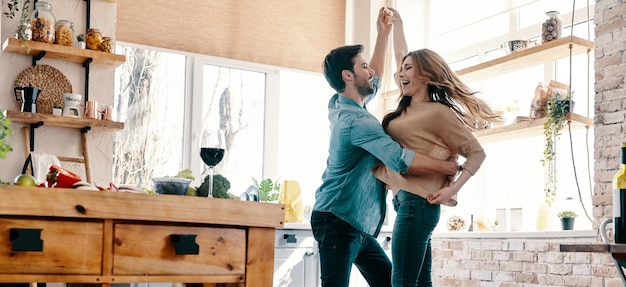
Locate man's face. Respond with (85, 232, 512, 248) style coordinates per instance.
(351, 54, 375, 97)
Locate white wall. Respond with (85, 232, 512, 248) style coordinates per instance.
(1, 0, 117, 184)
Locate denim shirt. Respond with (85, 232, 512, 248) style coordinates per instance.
(313, 76, 415, 237)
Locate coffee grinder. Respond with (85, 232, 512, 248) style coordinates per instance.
(14, 85, 40, 113)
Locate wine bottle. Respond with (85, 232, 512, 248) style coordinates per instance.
(613, 142, 626, 243)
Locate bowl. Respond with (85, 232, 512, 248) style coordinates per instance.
(501, 40, 537, 55)
(152, 177, 192, 195)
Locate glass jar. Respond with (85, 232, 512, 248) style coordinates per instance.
(86, 28, 103, 50)
(30, 1, 56, 43)
(100, 36, 113, 53)
(14, 22, 32, 41)
(541, 11, 562, 43)
(55, 20, 74, 47)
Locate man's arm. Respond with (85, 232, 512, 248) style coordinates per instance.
(369, 7, 392, 77)
(406, 152, 458, 176)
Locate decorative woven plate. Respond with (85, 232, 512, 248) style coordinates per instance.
(13, 65, 73, 114)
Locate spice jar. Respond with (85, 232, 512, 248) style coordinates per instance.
(86, 28, 102, 50)
(55, 20, 74, 46)
(100, 36, 113, 53)
(541, 11, 562, 43)
(30, 1, 56, 43)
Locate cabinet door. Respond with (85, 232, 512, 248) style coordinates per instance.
(274, 247, 318, 287)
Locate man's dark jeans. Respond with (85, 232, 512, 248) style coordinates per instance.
(311, 211, 392, 287)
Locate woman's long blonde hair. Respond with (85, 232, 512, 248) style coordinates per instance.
(382, 49, 503, 131)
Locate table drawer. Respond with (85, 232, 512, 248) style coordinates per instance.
(0, 217, 103, 274)
(113, 223, 246, 276)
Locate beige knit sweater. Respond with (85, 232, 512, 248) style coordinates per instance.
(372, 101, 485, 199)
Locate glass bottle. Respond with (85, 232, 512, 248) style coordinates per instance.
(30, 1, 56, 43)
(100, 36, 113, 53)
(613, 142, 626, 243)
(541, 11, 562, 43)
(86, 28, 103, 50)
(55, 20, 74, 47)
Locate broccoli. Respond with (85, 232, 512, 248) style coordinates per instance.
(197, 174, 231, 198)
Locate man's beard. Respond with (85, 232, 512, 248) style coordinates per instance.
(355, 74, 374, 96)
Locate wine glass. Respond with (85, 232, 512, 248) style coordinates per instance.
(200, 129, 225, 197)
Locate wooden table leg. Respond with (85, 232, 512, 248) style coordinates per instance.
(245, 227, 276, 287)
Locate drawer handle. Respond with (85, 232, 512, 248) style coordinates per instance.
(10, 228, 43, 252)
(283, 233, 297, 243)
(169, 234, 199, 255)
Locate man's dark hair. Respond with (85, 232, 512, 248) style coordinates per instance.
(323, 45, 364, 93)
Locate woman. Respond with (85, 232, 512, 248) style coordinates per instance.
(372, 7, 503, 287)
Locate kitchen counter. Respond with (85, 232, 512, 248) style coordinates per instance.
(281, 222, 596, 238)
(0, 185, 285, 287)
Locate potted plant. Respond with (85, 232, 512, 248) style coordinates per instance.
(4, 0, 32, 52)
(52, 104, 63, 116)
(75, 34, 86, 49)
(541, 91, 573, 206)
(0, 109, 13, 159)
(557, 210, 578, 230)
(252, 177, 281, 202)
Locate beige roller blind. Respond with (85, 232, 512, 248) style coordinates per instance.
(116, 0, 346, 72)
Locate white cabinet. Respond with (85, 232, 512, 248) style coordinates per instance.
(274, 228, 319, 287)
(273, 227, 392, 287)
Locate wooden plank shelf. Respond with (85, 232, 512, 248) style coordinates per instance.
(475, 113, 592, 144)
(456, 36, 594, 83)
(2, 38, 126, 67)
(6, 110, 124, 132)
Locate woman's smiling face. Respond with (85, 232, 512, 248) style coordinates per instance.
(398, 56, 426, 97)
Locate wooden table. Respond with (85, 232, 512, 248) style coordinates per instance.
(0, 185, 285, 287)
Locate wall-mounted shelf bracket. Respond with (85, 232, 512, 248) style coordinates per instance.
(32, 51, 46, 66)
(82, 58, 93, 102)
(29, 121, 44, 151)
(80, 126, 91, 134)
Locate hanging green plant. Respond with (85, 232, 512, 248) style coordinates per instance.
(0, 109, 14, 159)
(541, 92, 573, 206)
(4, 0, 32, 52)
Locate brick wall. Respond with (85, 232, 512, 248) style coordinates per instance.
(429, 0, 626, 286)
(431, 236, 619, 286)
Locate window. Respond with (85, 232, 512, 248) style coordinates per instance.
(113, 44, 330, 203)
(396, 0, 595, 231)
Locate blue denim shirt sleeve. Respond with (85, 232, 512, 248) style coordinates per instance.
(350, 113, 410, 174)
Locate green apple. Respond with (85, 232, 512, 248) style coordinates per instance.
(185, 187, 197, 196)
(14, 174, 37, 187)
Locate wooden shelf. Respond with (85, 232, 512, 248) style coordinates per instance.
(2, 38, 126, 67)
(456, 36, 594, 83)
(6, 110, 124, 132)
(474, 113, 592, 144)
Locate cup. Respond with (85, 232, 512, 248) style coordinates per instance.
(85, 101, 98, 119)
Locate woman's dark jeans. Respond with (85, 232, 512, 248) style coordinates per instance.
(311, 211, 392, 287)
(392, 190, 440, 287)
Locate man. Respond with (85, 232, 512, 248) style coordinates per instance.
(310, 7, 458, 287)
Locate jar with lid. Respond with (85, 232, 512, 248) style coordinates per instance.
(86, 28, 103, 50)
(541, 11, 562, 43)
(30, 1, 56, 43)
(100, 36, 113, 53)
(55, 20, 74, 47)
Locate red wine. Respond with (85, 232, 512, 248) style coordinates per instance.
(200, 148, 225, 167)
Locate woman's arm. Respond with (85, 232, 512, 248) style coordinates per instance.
(387, 7, 408, 68)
